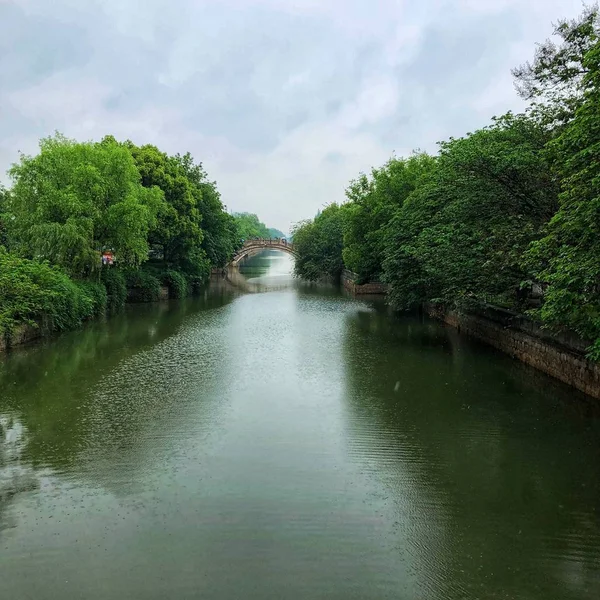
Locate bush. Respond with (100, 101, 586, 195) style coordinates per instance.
(101, 269, 127, 313)
(125, 270, 161, 302)
(77, 281, 108, 317)
(161, 270, 188, 299)
(50, 279, 95, 330)
(0, 249, 97, 338)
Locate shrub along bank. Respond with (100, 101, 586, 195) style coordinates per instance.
(0, 250, 205, 348)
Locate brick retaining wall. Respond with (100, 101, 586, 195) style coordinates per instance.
(1, 324, 42, 352)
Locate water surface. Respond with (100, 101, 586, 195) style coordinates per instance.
(1, 252, 600, 599)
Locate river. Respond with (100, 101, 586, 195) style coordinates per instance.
(1, 251, 600, 599)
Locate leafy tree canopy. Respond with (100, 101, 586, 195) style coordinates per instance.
(233, 212, 270, 240)
(126, 141, 206, 275)
(512, 5, 600, 126)
(384, 112, 557, 309)
(8, 134, 164, 277)
(526, 41, 600, 358)
(126, 143, 238, 273)
(268, 227, 286, 239)
(343, 153, 436, 284)
(292, 204, 346, 282)
(0, 186, 10, 249)
(174, 152, 239, 268)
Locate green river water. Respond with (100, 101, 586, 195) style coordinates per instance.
(1, 251, 600, 599)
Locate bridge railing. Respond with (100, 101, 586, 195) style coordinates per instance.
(239, 239, 294, 251)
(230, 239, 296, 265)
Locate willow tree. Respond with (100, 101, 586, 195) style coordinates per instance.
(8, 134, 164, 277)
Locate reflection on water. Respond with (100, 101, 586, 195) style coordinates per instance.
(0, 252, 599, 599)
(228, 250, 298, 292)
(0, 415, 41, 534)
(341, 309, 600, 599)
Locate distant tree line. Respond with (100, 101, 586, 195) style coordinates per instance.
(233, 212, 285, 240)
(0, 135, 276, 341)
(292, 7, 600, 359)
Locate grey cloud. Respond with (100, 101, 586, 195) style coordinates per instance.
(0, 3, 92, 88)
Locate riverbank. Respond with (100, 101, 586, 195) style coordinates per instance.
(1, 284, 181, 353)
(6, 262, 600, 401)
(424, 302, 600, 400)
(341, 269, 600, 399)
(341, 270, 388, 295)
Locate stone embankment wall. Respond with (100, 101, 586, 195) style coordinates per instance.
(0, 324, 42, 352)
(342, 270, 387, 295)
(424, 303, 600, 400)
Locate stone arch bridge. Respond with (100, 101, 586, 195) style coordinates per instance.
(230, 239, 296, 266)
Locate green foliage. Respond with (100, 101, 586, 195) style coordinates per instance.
(0, 131, 241, 339)
(0, 249, 99, 338)
(343, 153, 436, 283)
(292, 204, 346, 281)
(76, 281, 108, 317)
(101, 269, 127, 314)
(125, 270, 161, 303)
(174, 152, 239, 268)
(128, 143, 204, 268)
(382, 180, 447, 309)
(268, 227, 286, 239)
(8, 134, 164, 277)
(525, 42, 600, 358)
(234, 212, 271, 240)
(383, 112, 557, 310)
(162, 270, 188, 299)
(0, 249, 55, 336)
(127, 143, 238, 272)
(0, 186, 10, 249)
(512, 6, 599, 126)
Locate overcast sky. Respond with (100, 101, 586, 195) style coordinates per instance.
(0, 0, 587, 233)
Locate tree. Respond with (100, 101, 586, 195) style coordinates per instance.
(268, 227, 286, 239)
(343, 153, 436, 283)
(174, 152, 239, 268)
(512, 5, 600, 126)
(526, 41, 600, 358)
(0, 186, 10, 249)
(8, 134, 163, 278)
(128, 144, 238, 274)
(382, 176, 446, 309)
(292, 204, 346, 281)
(383, 113, 558, 309)
(233, 212, 270, 240)
(127, 142, 207, 275)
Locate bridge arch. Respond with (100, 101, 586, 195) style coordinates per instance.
(229, 239, 296, 267)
